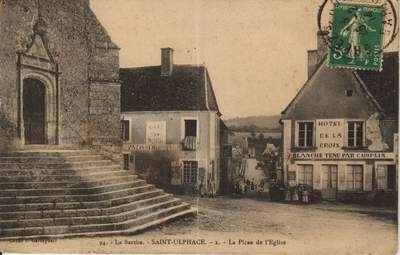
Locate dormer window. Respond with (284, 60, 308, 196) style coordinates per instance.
(345, 89, 353, 97)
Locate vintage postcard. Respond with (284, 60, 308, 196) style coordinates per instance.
(0, 0, 398, 254)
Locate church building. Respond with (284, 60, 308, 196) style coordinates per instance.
(0, 1, 194, 240)
(0, 0, 121, 151)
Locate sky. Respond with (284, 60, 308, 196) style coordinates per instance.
(90, 0, 396, 119)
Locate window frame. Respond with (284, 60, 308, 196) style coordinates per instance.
(375, 162, 396, 190)
(297, 164, 313, 188)
(345, 120, 365, 148)
(181, 117, 199, 140)
(295, 120, 315, 148)
(121, 119, 130, 142)
(182, 160, 199, 184)
(346, 165, 364, 192)
(321, 164, 338, 190)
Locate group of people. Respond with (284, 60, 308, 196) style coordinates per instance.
(198, 178, 217, 198)
(233, 178, 265, 195)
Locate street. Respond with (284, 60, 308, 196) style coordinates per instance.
(1, 196, 397, 254)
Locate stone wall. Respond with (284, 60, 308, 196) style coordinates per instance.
(0, 0, 121, 150)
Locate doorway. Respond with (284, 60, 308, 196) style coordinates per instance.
(322, 165, 338, 199)
(23, 78, 46, 144)
(387, 165, 396, 190)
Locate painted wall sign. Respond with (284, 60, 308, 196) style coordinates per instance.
(146, 121, 166, 145)
(290, 152, 395, 160)
(123, 143, 180, 151)
(315, 119, 344, 152)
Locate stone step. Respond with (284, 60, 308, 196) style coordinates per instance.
(0, 149, 194, 239)
(0, 198, 182, 229)
(0, 175, 138, 189)
(0, 160, 115, 170)
(0, 193, 173, 220)
(0, 155, 105, 163)
(0, 179, 146, 197)
(0, 170, 130, 183)
(0, 184, 156, 204)
(0, 208, 196, 241)
(0, 165, 121, 176)
(0, 189, 164, 213)
(0, 203, 191, 238)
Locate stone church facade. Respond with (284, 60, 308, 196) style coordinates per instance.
(0, 0, 121, 150)
(0, 1, 195, 239)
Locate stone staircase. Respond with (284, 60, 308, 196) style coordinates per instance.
(0, 149, 195, 240)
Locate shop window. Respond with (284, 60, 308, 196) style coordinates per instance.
(297, 122, 314, 147)
(121, 120, 130, 141)
(183, 161, 198, 184)
(182, 119, 197, 151)
(346, 165, 363, 191)
(347, 121, 363, 148)
(297, 165, 313, 187)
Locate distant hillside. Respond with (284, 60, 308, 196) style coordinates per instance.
(224, 115, 280, 132)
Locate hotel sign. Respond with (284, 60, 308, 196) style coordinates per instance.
(123, 144, 180, 151)
(291, 152, 396, 161)
(316, 119, 344, 152)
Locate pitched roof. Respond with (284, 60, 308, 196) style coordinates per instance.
(120, 65, 220, 112)
(282, 52, 398, 119)
(355, 52, 398, 118)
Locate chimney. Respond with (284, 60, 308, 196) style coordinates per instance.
(307, 30, 329, 78)
(316, 30, 329, 63)
(161, 47, 174, 76)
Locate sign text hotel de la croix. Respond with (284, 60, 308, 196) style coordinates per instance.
(290, 119, 395, 161)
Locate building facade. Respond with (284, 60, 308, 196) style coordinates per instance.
(0, 0, 121, 151)
(120, 48, 223, 194)
(281, 32, 398, 202)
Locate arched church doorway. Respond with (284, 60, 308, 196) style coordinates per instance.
(23, 78, 46, 144)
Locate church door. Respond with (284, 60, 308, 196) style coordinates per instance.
(23, 78, 46, 144)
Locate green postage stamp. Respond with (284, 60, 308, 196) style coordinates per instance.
(328, 2, 384, 71)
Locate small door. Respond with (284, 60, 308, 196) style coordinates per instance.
(23, 78, 46, 144)
(387, 165, 396, 190)
(123, 154, 130, 170)
(322, 165, 338, 199)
